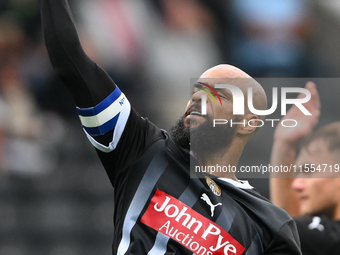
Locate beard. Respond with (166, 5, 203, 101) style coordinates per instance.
(169, 114, 238, 156)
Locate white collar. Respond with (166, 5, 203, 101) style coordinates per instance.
(218, 178, 254, 189)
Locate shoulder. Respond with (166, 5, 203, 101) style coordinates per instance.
(294, 215, 340, 232)
(216, 179, 301, 254)
(294, 215, 340, 255)
(220, 178, 291, 218)
(217, 178, 294, 230)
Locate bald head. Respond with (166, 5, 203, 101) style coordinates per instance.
(198, 64, 267, 120)
(200, 64, 252, 79)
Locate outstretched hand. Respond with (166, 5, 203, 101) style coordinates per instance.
(274, 82, 320, 145)
(270, 82, 320, 216)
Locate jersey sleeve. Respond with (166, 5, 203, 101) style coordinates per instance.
(39, 0, 117, 109)
(264, 219, 302, 255)
(39, 0, 164, 181)
(294, 216, 340, 255)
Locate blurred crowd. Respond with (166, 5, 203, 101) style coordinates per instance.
(0, 0, 324, 173)
(0, 0, 339, 254)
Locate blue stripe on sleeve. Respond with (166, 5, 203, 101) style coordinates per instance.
(83, 113, 120, 136)
(76, 87, 122, 117)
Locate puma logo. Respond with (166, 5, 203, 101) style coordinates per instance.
(201, 193, 222, 217)
(308, 216, 324, 231)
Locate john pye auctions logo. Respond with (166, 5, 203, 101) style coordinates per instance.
(141, 189, 245, 255)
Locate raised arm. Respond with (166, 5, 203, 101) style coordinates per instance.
(39, 0, 116, 108)
(39, 0, 164, 181)
(39, 0, 137, 152)
(270, 82, 320, 217)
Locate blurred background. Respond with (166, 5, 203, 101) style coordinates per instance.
(1, 0, 340, 254)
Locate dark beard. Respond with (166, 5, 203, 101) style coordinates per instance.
(169, 115, 191, 151)
(169, 114, 238, 155)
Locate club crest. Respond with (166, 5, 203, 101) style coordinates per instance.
(205, 177, 221, 196)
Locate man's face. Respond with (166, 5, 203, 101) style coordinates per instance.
(292, 141, 340, 217)
(184, 81, 235, 129)
(170, 81, 238, 153)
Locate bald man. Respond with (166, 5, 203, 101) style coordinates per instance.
(39, 0, 301, 254)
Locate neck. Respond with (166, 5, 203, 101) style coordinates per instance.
(333, 202, 340, 220)
(195, 140, 244, 179)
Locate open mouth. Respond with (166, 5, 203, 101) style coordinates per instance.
(185, 104, 203, 117)
(189, 111, 202, 116)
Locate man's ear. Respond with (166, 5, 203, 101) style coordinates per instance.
(236, 114, 260, 135)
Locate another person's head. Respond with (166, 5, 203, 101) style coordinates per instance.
(292, 122, 340, 219)
(170, 64, 267, 156)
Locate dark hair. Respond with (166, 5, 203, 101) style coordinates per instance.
(299, 122, 340, 155)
